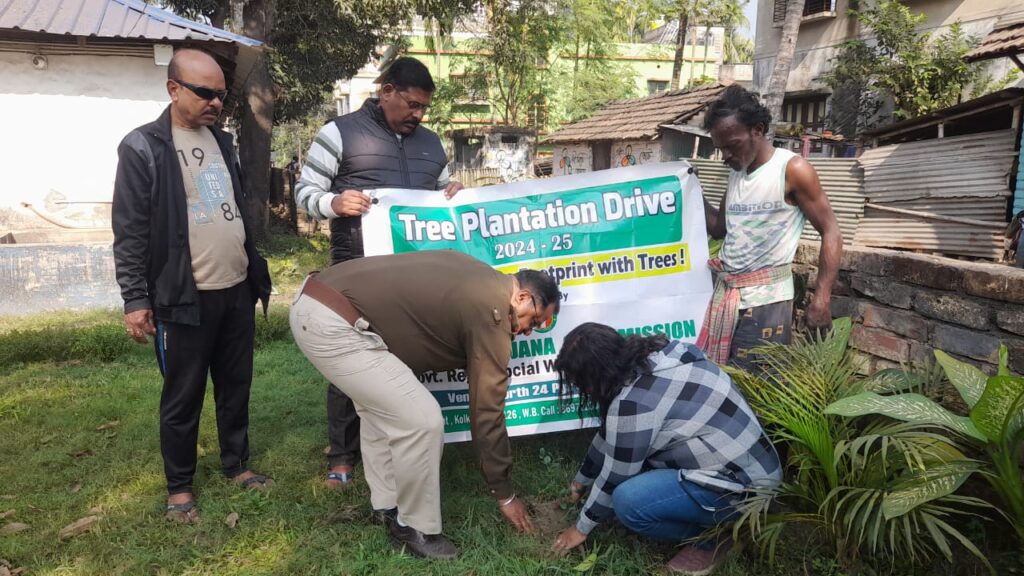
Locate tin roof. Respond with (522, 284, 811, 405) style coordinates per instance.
(861, 88, 1024, 140)
(0, 0, 260, 46)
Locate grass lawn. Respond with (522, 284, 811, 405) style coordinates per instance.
(0, 319, 715, 576)
(0, 233, 996, 576)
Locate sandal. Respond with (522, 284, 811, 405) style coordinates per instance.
(235, 472, 274, 491)
(165, 500, 199, 524)
(326, 470, 354, 488)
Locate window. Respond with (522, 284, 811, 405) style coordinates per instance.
(336, 95, 350, 116)
(774, 0, 835, 24)
(803, 0, 833, 17)
(450, 74, 487, 103)
(526, 101, 549, 132)
(648, 80, 669, 94)
(781, 95, 829, 152)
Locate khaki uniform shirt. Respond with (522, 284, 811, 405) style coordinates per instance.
(316, 250, 517, 498)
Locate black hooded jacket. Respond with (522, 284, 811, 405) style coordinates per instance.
(112, 106, 271, 326)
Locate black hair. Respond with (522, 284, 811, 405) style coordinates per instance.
(380, 57, 436, 92)
(555, 322, 669, 423)
(702, 84, 772, 133)
(514, 268, 561, 314)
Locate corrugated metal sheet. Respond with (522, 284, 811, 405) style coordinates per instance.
(855, 213, 1005, 260)
(879, 198, 1006, 221)
(964, 21, 1024, 62)
(861, 89, 1024, 144)
(689, 158, 865, 245)
(858, 131, 1016, 201)
(855, 130, 1013, 260)
(544, 84, 725, 144)
(0, 0, 261, 46)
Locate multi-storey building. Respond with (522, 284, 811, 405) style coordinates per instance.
(753, 0, 1024, 139)
(333, 18, 729, 135)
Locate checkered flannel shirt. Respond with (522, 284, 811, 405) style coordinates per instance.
(573, 341, 782, 535)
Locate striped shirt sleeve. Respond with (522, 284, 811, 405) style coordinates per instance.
(574, 432, 606, 486)
(295, 122, 344, 220)
(437, 165, 450, 190)
(296, 123, 451, 216)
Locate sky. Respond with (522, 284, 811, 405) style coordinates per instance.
(741, 0, 758, 39)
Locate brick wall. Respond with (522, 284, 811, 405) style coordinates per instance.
(793, 242, 1024, 375)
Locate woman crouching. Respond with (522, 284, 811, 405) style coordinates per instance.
(550, 322, 781, 575)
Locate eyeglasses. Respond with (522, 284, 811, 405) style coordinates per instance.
(394, 90, 431, 112)
(173, 79, 228, 103)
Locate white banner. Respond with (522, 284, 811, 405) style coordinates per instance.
(361, 162, 713, 442)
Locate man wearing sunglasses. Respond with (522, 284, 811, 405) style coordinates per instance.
(111, 49, 273, 524)
(295, 57, 463, 493)
(290, 251, 560, 558)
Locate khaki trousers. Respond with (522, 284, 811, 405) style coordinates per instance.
(290, 293, 445, 534)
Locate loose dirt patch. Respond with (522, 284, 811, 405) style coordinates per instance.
(523, 496, 574, 539)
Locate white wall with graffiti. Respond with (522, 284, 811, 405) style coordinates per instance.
(554, 144, 593, 175)
(481, 133, 534, 182)
(611, 140, 662, 169)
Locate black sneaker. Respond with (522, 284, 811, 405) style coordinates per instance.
(388, 521, 459, 560)
(372, 507, 398, 525)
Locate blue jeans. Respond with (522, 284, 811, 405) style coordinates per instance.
(612, 469, 738, 544)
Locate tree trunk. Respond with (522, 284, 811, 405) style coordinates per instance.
(763, 0, 804, 141)
(238, 0, 274, 240)
(209, 2, 228, 29)
(701, 27, 711, 79)
(723, 24, 734, 64)
(686, 25, 697, 88)
(670, 10, 689, 91)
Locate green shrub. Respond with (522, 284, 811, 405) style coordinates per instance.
(1, 308, 293, 367)
(827, 345, 1024, 553)
(70, 323, 133, 361)
(259, 232, 330, 293)
(255, 308, 292, 349)
(729, 318, 990, 571)
(1, 324, 132, 366)
(0, 327, 77, 366)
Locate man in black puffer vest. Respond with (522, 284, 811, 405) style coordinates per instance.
(296, 57, 463, 489)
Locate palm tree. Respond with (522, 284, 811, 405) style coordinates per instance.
(710, 0, 749, 66)
(670, 3, 692, 90)
(723, 32, 753, 64)
(764, 0, 805, 140)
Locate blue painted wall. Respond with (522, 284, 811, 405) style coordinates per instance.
(1016, 128, 1024, 215)
(0, 243, 119, 316)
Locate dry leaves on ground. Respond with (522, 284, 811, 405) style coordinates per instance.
(58, 516, 99, 539)
(225, 512, 240, 528)
(95, 420, 120, 431)
(323, 505, 360, 525)
(0, 523, 29, 535)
